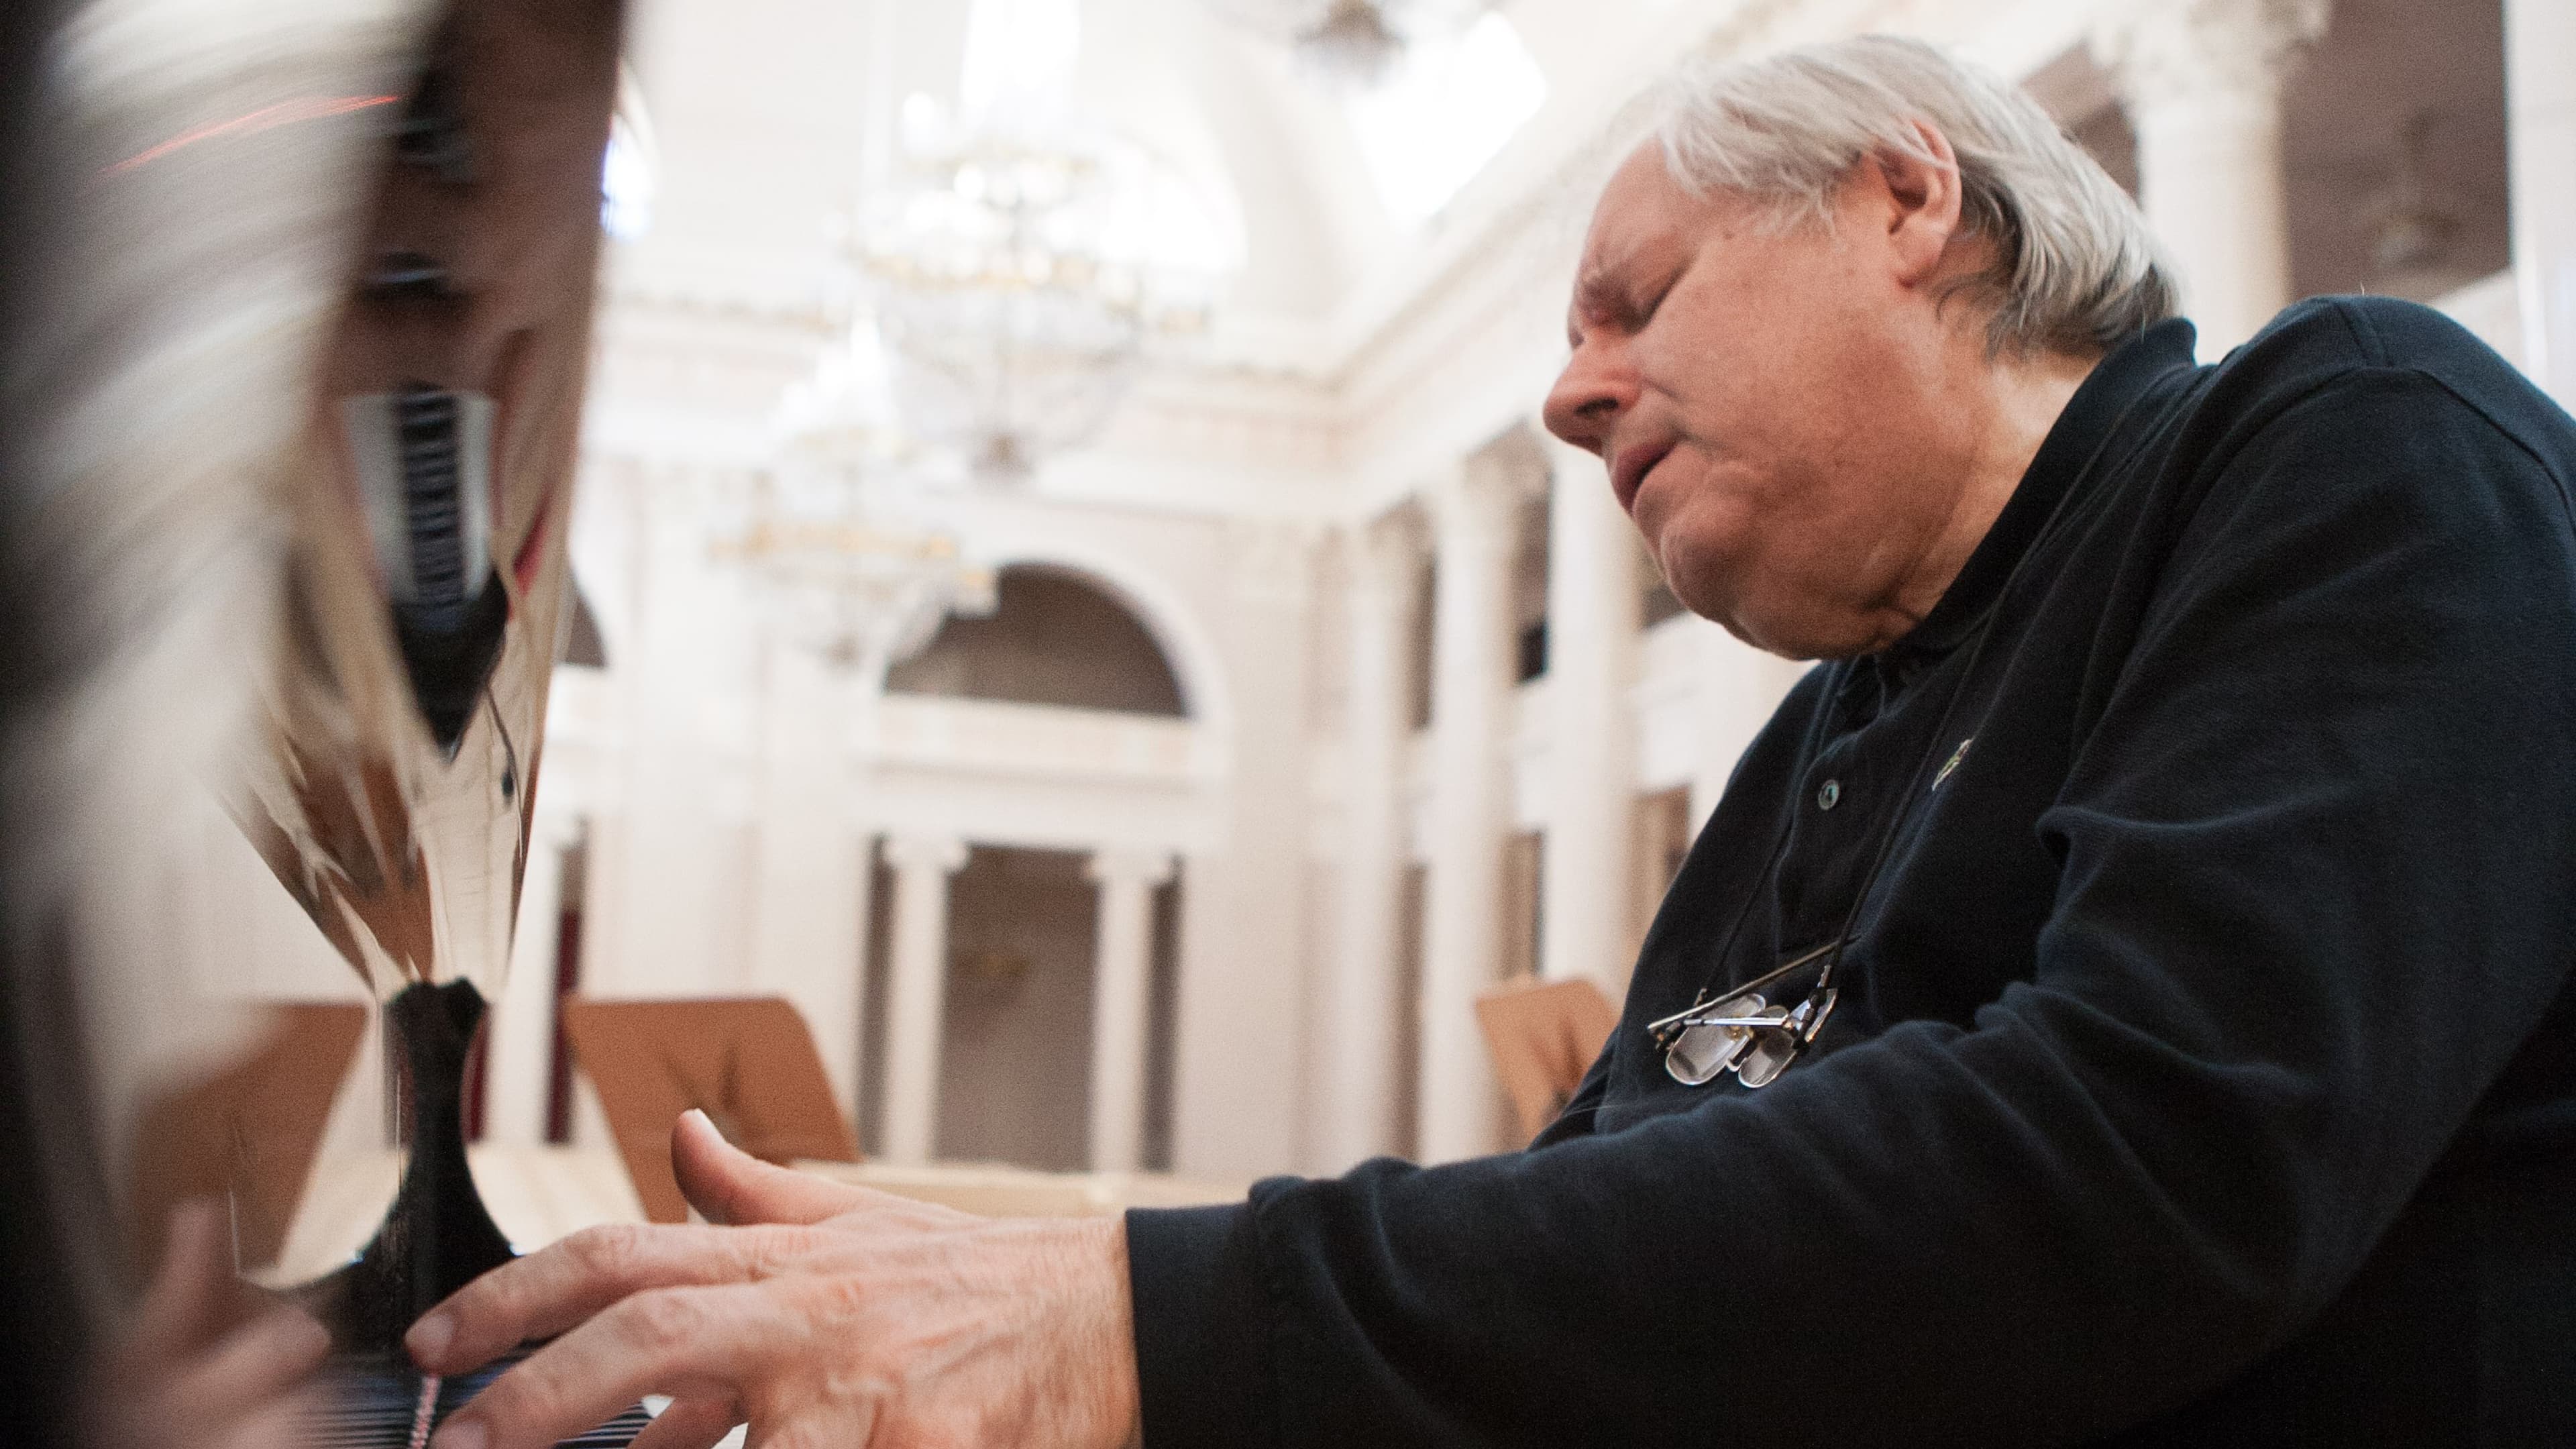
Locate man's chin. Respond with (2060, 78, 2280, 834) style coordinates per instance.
(1664, 540, 1853, 659)
(1678, 587, 1845, 663)
(1733, 621, 1830, 662)
(1667, 578, 1779, 657)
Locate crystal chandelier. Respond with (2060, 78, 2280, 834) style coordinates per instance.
(855, 0, 1226, 487)
(771, 313, 916, 472)
(712, 461, 995, 668)
(1205, 0, 1493, 91)
(861, 116, 1214, 486)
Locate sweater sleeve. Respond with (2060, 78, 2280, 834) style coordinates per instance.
(1127, 368, 2576, 1448)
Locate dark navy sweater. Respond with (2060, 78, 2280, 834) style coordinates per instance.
(1129, 300, 2576, 1446)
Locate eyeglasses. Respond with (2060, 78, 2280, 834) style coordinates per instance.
(1647, 938, 1842, 1088)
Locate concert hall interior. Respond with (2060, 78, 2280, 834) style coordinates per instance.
(7, 0, 2573, 1406)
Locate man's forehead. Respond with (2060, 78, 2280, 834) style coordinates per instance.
(1572, 149, 1692, 301)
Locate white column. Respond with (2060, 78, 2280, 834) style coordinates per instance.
(1171, 523, 1320, 1179)
(2097, 0, 2328, 356)
(2510, 0, 2576, 407)
(1539, 437, 1640, 998)
(1087, 848, 1176, 1173)
(747, 641, 865, 1118)
(1317, 515, 1421, 1170)
(484, 808, 579, 1146)
(879, 835, 967, 1165)
(1417, 460, 1521, 1163)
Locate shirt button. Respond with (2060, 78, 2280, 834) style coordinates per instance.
(1816, 780, 1841, 811)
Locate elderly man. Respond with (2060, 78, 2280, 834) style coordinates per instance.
(406, 34, 2576, 1448)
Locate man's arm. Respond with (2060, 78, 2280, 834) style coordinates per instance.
(1128, 366, 2576, 1446)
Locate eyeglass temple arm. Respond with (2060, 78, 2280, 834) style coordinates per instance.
(1646, 938, 1849, 1040)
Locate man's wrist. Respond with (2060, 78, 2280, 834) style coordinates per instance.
(1067, 1214, 1140, 1449)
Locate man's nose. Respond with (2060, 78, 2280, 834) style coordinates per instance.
(1542, 345, 1628, 453)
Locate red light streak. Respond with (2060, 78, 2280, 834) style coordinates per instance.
(105, 93, 399, 176)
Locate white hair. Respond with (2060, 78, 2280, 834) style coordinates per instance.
(1654, 34, 2175, 357)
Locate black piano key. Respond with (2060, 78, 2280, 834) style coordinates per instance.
(391, 384, 470, 629)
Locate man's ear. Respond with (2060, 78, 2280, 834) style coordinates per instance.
(1868, 118, 1966, 290)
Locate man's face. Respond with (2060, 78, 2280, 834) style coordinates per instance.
(1543, 144, 1974, 659)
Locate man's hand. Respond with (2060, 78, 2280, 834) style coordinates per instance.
(405, 1110, 1140, 1449)
(89, 1199, 331, 1449)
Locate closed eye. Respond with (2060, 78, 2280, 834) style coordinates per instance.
(1568, 256, 1678, 349)
(1627, 273, 1680, 330)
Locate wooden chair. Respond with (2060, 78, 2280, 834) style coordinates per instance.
(1475, 975, 1619, 1142)
(559, 996, 857, 1222)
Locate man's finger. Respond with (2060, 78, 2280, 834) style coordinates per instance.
(670, 1110, 868, 1228)
(128, 1199, 229, 1365)
(408, 1222, 776, 1375)
(429, 1283, 782, 1449)
(623, 1395, 741, 1449)
(166, 1306, 331, 1424)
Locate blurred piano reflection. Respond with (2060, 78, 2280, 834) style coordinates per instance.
(228, 0, 639, 1440)
(8, 0, 637, 1440)
(0, 0, 654, 1433)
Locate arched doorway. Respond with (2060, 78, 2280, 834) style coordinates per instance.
(861, 563, 1193, 1170)
(884, 564, 1188, 716)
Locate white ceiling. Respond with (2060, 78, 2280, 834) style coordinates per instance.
(604, 0, 1709, 364)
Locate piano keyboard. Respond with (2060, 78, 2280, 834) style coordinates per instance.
(302, 1349, 654, 1448)
(392, 384, 470, 629)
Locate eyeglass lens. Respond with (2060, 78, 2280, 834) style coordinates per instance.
(1664, 994, 1790, 1085)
